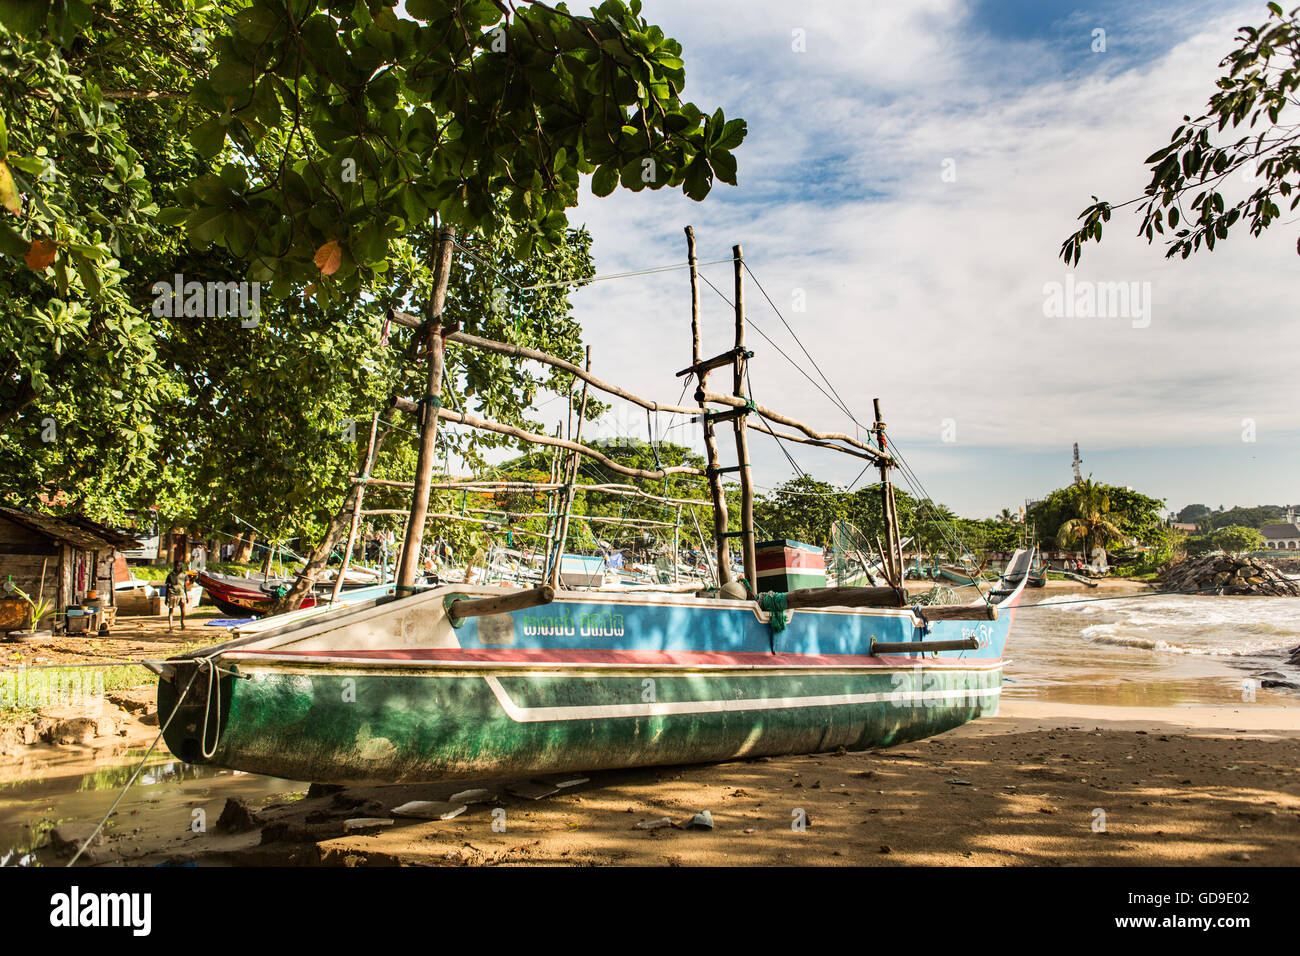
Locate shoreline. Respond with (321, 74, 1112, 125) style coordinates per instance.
(2, 694, 1295, 867)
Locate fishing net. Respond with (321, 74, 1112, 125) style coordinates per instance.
(909, 584, 959, 606)
(829, 520, 881, 587)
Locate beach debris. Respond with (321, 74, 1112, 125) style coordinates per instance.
(45, 823, 103, 857)
(674, 810, 714, 830)
(306, 782, 346, 799)
(391, 800, 468, 821)
(448, 788, 494, 805)
(214, 796, 260, 833)
(945, 778, 972, 786)
(634, 817, 674, 830)
(879, 844, 892, 854)
(1158, 554, 1300, 596)
(344, 817, 395, 833)
(506, 780, 562, 800)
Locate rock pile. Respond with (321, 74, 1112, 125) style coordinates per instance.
(1158, 553, 1300, 596)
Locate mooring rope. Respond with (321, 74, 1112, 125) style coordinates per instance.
(65, 660, 209, 867)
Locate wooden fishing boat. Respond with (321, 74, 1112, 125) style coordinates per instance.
(938, 564, 986, 586)
(156, 559, 1029, 783)
(1061, 570, 1099, 588)
(1000, 556, 1047, 589)
(196, 571, 316, 617)
(155, 229, 1030, 784)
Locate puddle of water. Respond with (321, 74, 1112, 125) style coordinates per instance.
(0, 749, 305, 866)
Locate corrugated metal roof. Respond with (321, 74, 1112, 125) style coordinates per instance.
(0, 506, 137, 550)
(59, 514, 142, 550)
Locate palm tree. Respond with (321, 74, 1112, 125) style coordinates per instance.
(1056, 478, 1124, 558)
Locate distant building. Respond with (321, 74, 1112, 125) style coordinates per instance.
(1170, 522, 1198, 533)
(1261, 507, 1300, 550)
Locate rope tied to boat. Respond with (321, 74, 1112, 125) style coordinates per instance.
(911, 605, 932, 636)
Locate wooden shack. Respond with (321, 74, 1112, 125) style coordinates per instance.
(0, 506, 140, 631)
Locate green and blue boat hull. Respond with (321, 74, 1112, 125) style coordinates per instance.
(157, 560, 1028, 783)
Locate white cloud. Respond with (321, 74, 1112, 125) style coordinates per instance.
(545, 0, 1300, 514)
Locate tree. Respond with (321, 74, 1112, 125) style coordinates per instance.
(1177, 503, 1212, 525)
(1211, 524, 1265, 553)
(1206, 504, 1284, 530)
(1054, 478, 1125, 556)
(0, 1, 223, 507)
(172, 0, 747, 290)
(1062, 3, 1300, 264)
(754, 476, 847, 548)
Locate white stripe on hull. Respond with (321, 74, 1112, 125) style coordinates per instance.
(482, 674, 1002, 723)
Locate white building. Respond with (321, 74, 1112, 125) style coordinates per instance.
(1262, 507, 1300, 550)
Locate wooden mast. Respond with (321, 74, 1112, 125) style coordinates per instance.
(686, 226, 733, 586)
(331, 412, 380, 603)
(731, 244, 757, 588)
(872, 397, 903, 587)
(549, 347, 591, 588)
(396, 227, 456, 593)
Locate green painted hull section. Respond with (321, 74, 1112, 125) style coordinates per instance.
(160, 665, 1002, 784)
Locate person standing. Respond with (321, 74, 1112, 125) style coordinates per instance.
(165, 559, 188, 631)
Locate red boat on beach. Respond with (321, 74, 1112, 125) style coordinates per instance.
(195, 571, 317, 617)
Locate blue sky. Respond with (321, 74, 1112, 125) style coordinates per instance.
(516, 1, 1300, 518)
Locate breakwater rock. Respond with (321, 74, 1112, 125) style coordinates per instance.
(1158, 553, 1300, 596)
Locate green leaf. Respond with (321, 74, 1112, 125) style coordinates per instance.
(0, 0, 49, 33)
(7, 155, 45, 175)
(591, 163, 619, 197)
(157, 207, 191, 227)
(0, 161, 19, 215)
(190, 119, 227, 159)
(683, 157, 712, 201)
(210, 60, 255, 98)
(0, 220, 27, 257)
(710, 150, 737, 186)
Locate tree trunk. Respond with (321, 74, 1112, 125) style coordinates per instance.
(232, 533, 255, 563)
(260, 546, 274, 577)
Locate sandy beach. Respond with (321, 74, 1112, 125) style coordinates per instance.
(4, 686, 1297, 867)
(3, 581, 1299, 867)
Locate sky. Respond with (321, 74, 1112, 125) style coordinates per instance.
(540, 0, 1300, 518)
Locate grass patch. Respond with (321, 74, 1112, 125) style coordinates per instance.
(1, 662, 156, 716)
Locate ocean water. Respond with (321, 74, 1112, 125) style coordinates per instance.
(1003, 589, 1300, 707)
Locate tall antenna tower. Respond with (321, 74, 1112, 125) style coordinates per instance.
(1072, 443, 1082, 484)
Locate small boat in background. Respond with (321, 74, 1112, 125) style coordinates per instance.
(196, 571, 316, 617)
(938, 564, 988, 586)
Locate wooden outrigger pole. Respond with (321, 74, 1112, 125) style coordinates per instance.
(684, 226, 733, 586)
(548, 347, 592, 588)
(331, 411, 380, 603)
(396, 227, 457, 594)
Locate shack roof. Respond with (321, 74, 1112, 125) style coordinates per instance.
(0, 506, 141, 551)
